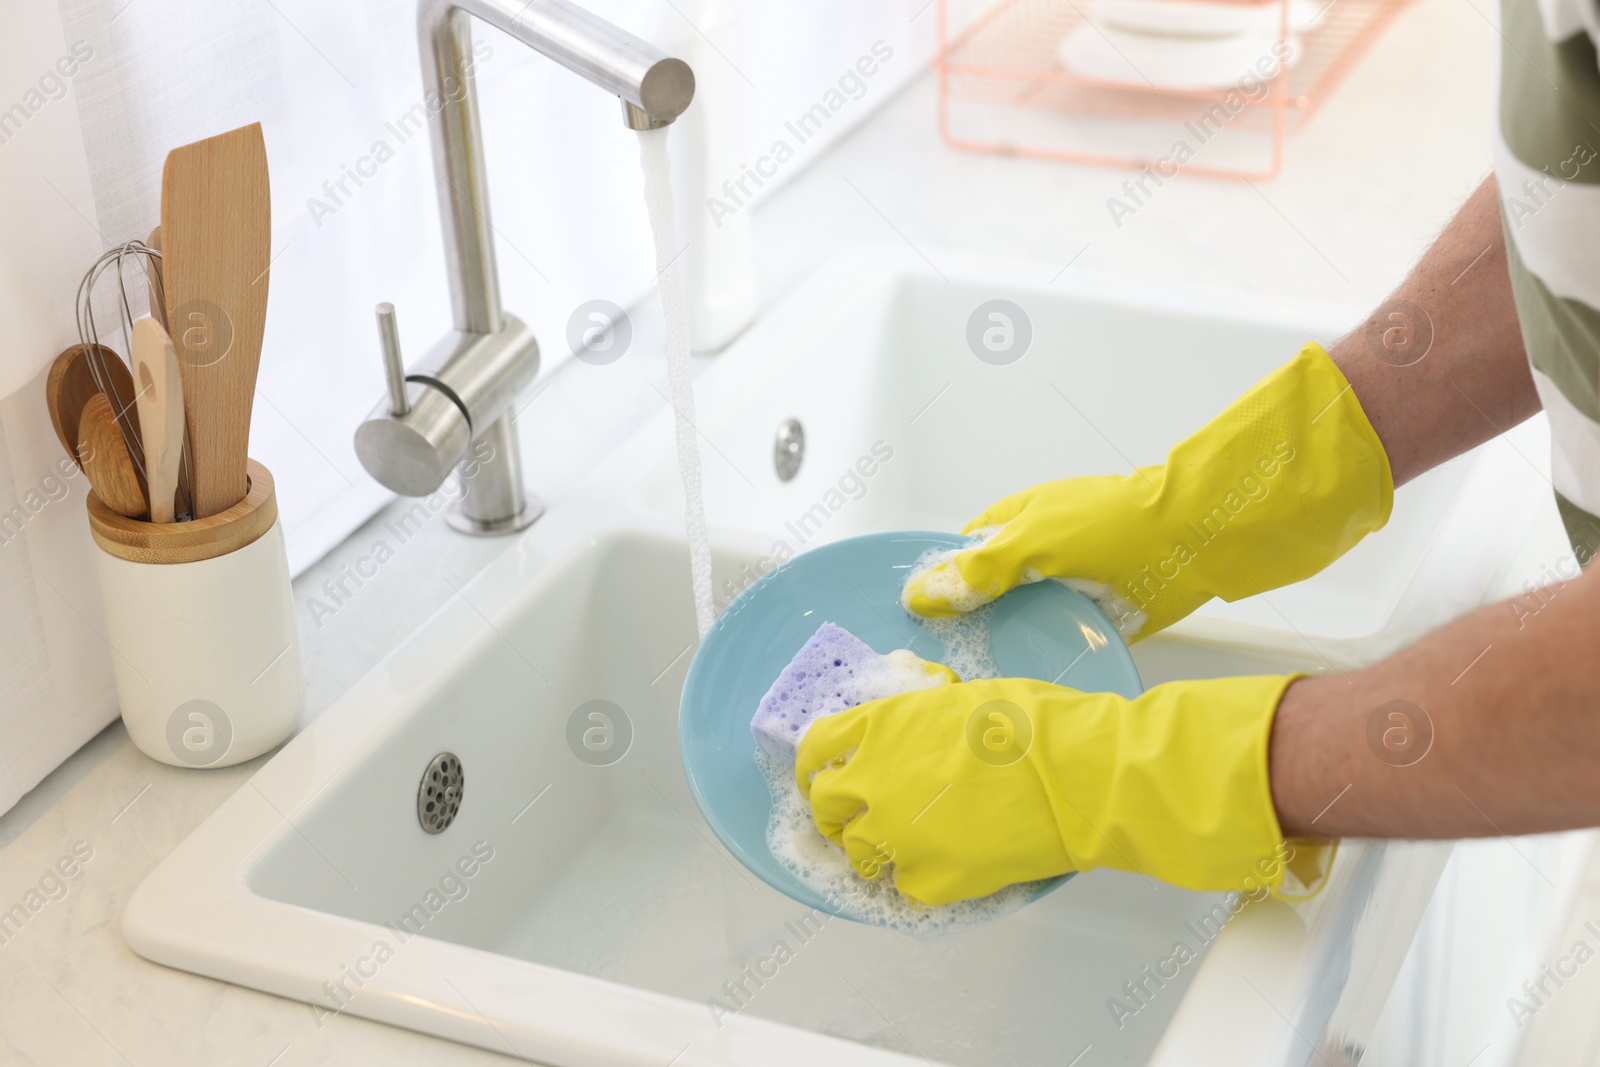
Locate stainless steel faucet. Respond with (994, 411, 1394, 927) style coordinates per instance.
(354, 0, 695, 534)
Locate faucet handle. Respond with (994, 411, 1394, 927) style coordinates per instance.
(375, 302, 410, 417)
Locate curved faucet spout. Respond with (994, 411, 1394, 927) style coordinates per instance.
(355, 1, 693, 535)
(418, 0, 694, 333)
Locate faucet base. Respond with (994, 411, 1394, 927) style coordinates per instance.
(446, 494, 544, 536)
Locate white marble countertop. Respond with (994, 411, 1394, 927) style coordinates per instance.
(0, 2, 1515, 1062)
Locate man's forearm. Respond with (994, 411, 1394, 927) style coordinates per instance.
(1329, 175, 1539, 487)
(1267, 179, 1584, 838)
(1271, 554, 1600, 838)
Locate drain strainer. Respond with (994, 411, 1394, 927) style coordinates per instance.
(774, 418, 804, 482)
(417, 752, 464, 834)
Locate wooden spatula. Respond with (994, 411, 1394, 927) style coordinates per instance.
(78, 393, 148, 519)
(131, 316, 184, 523)
(161, 122, 270, 518)
(46, 344, 141, 470)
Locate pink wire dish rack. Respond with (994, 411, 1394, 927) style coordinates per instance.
(936, 0, 1410, 180)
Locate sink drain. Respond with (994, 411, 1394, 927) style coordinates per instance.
(774, 418, 804, 482)
(417, 752, 464, 834)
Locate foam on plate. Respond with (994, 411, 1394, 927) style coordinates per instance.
(904, 530, 1148, 641)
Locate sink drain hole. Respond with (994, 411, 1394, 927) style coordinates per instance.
(418, 752, 464, 834)
(774, 418, 804, 482)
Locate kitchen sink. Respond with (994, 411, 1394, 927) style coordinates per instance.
(159, 523, 1230, 1065)
(125, 247, 1558, 1065)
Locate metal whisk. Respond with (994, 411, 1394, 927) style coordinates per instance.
(75, 239, 192, 520)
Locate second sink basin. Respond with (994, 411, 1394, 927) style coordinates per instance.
(615, 246, 1542, 662)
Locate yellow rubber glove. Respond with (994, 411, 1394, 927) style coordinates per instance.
(796, 675, 1330, 907)
(903, 343, 1393, 640)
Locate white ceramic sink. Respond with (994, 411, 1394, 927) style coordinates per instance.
(125, 248, 1549, 1065)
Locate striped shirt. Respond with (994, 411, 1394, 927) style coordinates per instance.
(1498, 0, 1600, 560)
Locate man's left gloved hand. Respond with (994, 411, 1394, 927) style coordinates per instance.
(796, 673, 1324, 907)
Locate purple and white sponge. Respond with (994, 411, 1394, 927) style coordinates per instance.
(751, 621, 954, 759)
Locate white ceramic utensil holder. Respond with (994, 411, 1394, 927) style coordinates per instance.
(87, 459, 302, 768)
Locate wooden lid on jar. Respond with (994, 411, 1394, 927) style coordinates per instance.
(87, 458, 277, 564)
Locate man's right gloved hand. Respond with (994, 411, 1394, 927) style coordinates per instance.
(903, 343, 1395, 640)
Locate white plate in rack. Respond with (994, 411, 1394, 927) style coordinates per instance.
(1088, 0, 1323, 37)
(1059, 21, 1299, 92)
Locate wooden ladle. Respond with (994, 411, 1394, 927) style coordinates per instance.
(78, 392, 148, 519)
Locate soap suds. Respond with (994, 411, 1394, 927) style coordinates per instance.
(898, 527, 1003, 616)
(904, 532, 1148, 641)
(759, 748, 1040, 934)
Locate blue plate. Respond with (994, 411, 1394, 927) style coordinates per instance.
(679, 531, 1143, 920)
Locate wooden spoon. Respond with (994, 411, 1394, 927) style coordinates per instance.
(46, 344, 142, 470)
(131, 316, 184, 523)
(78, 393, 149, 519)
(161, 122, 270, 518)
